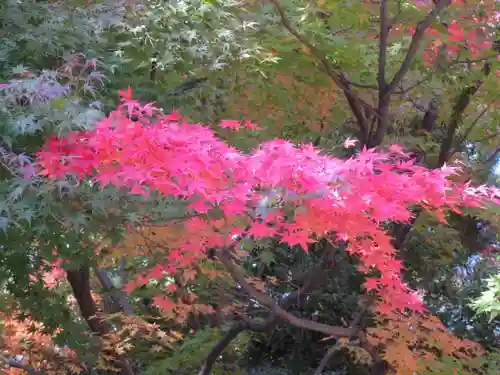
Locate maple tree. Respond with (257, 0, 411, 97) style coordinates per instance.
(0, 0, 499, 374)
(35, 90, 500, 372)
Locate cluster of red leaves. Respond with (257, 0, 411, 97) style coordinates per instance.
(367, 311, 484, 375)
(393, 0, 497, 66)
(40, 258, 66, 289)
(36, 91, 500, 314)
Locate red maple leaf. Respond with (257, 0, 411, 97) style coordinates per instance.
(219, 119, 241, 130)
(118, 87, 133, 100)
(248, 221, 278, 238)
(153, 296, 176, 312)
(280, 230, 315, 252)
(448, 23, 465, 43)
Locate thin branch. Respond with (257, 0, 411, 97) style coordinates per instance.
(451, 94, 500, 154)
(438, 62, 490, 166)
(343, 78, 378, 90)
(388, 0, 404, 28)
(485, 147, 500, 164)
(386, 0, 451, 96)
(474, 131, 500, 144)
(330, 25, 354, 37)
(268, 0, 376, 117)
(453, 55, 497, 64)
(313, 298, 373, 375)
(198, 322, 247, 375)
(378, 0, 389, 90)
(313, 342, 343, 375)
(406, 95, 427, 112)
(395, 72, 434, 95)
(165, 77, 208, 97)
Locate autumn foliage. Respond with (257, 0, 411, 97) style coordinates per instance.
(0, 313, 82, 375)
(368, 311, 486, 375)
(36, 91, 500, 317)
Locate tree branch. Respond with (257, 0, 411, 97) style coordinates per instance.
(485, 147, 500, 164)
(198, 322, 247, 375)
(268, 0, 376, 130)
(474, 131, 500, 144)
(313, 297, 374, 375)
(343, 79, 377, 90)
(67, 267, 135, 375)
(217, 249, 353, 338)
(95, 267, 135, 315)
(198, 248, 336, 374)
(386, 0, 451, 96)
(451, 93, 500, 154)
(378, 0, 388, 90)
(421, 98, 440, 132)
(395, 72, 434, 95)
(438, 62, 491, 166)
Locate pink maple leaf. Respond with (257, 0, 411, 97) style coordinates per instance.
(248, 221, 278, 238)
(243, 120, 260, 130)
(149, 264, 167, 279)
(343, 137, 358, 148)
(153, 296, 176, 312)
(448, 23, 465, 43)
(363, 278, 381, 291)
(280, 230, 315, 252)
(219, 120, 241, 131)
(164, 109, 182, 122)
(389, 144, 404, 154)
(36, 89, 500, 316)
(118, 87, 133, 100)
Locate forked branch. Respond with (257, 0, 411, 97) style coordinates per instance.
(268, 0, 376, 128)
(216, 248, 354, 338)
(386, 0, 451, 96)
(198, 252, 331, 374)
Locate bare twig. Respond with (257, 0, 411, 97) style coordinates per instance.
(313, 341, 343, 375)
(395, 72, 434, 95)
(388, 0, 404, 28)
(453, 55, 497, 64)
(406, 95, 427, 112)
(330, 25, 354, 37)
(343, 78, 378, 90)
(485, 147, 500, 164)
(474, 131, 500, 144)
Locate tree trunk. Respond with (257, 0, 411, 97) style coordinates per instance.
(66, 267, 135, 375)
